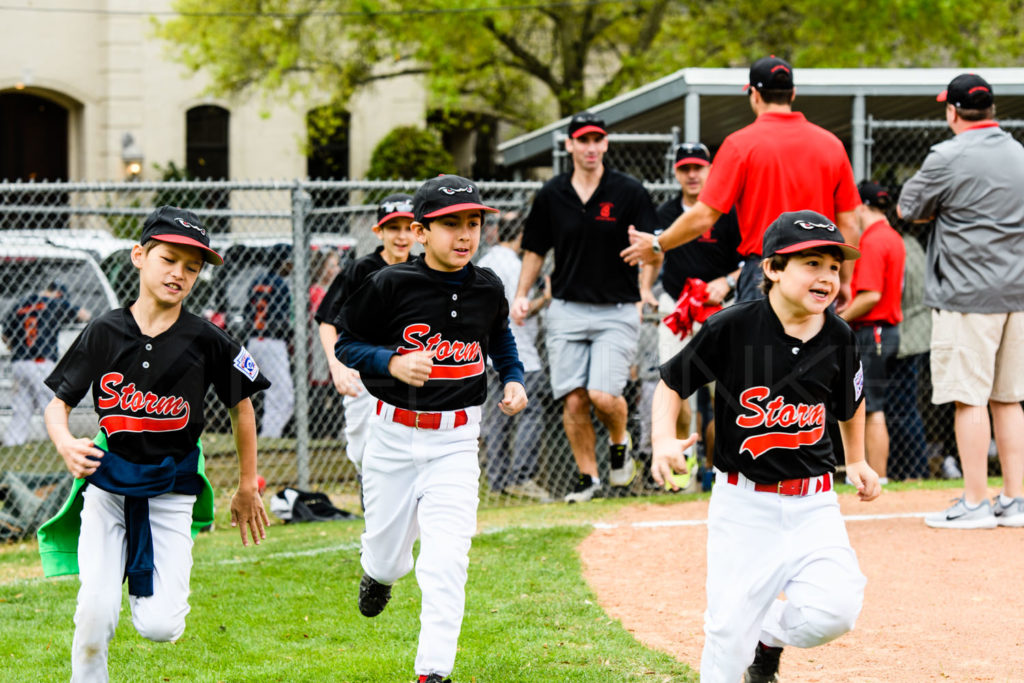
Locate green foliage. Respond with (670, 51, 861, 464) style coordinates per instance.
(366, 125, 456, 180)
(0, 510, 696, 681)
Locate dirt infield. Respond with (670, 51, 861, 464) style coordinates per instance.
(579, 488, 1024, 682)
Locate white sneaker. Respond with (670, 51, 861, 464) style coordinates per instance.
(564, 474, 600, 503)
(608, 436, 637, 487)
(992, 496, 1024, 527)
(503, 479, 552, 502)
(924, 497, 997, 529)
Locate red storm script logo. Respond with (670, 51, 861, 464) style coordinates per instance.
(735, 386, 825, 459)
(97, 372, 190, 435)
(398, 324, 484, 380)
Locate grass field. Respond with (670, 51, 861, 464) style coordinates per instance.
(0, 490, 702, 683)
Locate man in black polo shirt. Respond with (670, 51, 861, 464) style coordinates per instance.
(512, 111, 658, 503)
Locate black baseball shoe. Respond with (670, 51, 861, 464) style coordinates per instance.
(358, 574, 391, 617)
(415, 675, 452, 683)
(744, 641, 783, 683)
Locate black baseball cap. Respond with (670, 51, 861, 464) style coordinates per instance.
(412, 175, 498, 222)
(937, 73, 994, 109)
(762, 210, 859, 260)
(375, 193, 414, 227)
(140, 205, 223, 265)
(674, 142, 711, 168)
(746, 55, 794, 92)
(567, 111, 607, 139)
(858, 181, 892, 209)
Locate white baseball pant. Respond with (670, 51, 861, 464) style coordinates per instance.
(701, 472, 865, 682)
(246, 337, 294, 438)
(3, 359, 55, 446)
(71, 485, 195, 683)
(359, 403, 482, 678)
(342, 384, 373, 472)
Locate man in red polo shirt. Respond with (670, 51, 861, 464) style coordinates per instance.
(840, 182, 905, 484)
(621, 55, 861, 304)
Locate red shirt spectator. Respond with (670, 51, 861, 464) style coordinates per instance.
(849, 217, 905, 325)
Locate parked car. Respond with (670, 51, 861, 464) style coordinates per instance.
(0, 242, 120, 442)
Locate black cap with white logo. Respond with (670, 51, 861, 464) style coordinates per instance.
(762, 210, 859, 260)
(567, 111, 607, 139)
(674, 142, 711, 168)
(412, 175, 498, 223)
(375, 193, 415, 227)
(140, 205, 223, 265)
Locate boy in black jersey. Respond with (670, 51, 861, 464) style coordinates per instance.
(651, 210, 880, 682)
(315, 193, 415, 472)
(336, 176, 527, 683)
(38, 206, 270, 681)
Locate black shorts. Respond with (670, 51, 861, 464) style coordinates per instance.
(854, 324, 900, 413)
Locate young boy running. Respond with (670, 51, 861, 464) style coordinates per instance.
(335, 176, 527, 683)
(651, 210, 881, 682)
(315, 193, 416, 472)
(37, 206, 271, 682)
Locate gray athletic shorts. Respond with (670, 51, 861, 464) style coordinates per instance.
(544, 298, 640, 400)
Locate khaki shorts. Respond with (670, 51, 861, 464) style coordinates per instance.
(930, 309, 1024, 405)
(545, 299, 639, 400)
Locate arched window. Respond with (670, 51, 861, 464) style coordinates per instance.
(0, 92, 69, 228)
(306, 107, 350, 232)
(186, 105, 229, 180)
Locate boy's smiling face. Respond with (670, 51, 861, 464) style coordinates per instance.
(765, 248, 842, 317)
(415, 209, 483, 272)
(374, 217, 414, 264)
(131, 240, 202, 308)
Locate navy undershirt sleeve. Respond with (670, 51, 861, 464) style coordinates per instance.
(335, 330, 393, 377)
(488, 325, 525, 386)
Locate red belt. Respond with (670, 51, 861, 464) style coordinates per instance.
(725, 471, 832, 496)
(376, 400, 468, 430)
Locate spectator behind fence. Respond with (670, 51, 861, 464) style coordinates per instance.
(899, 73, 1024, 529)
(315, 194, 415, 472)
(622, 55, 860, 306)
(886, 225, 931, 480)
(246, 245, 294, 439)
(309, 247, 342, 388)
(2, 281, 90, 446)
(513, 110, 658, 503)
(478, 210, 552, 501)
(839, 182, 905, 485)
(640, 141, 742, 485)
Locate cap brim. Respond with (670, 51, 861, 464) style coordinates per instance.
(936, 89, 948, 102)
(421, 203, 499, 219)
(571, 125, 606, 138)
(149, 233, 224, 265)
(674, 157, 710, 168)
(775, 240, 860, 260)
(743, 83, 752, 92)
(374, 211, 414, 228)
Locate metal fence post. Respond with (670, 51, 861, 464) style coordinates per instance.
(551, 130, 564, 176)
(666, 125, 681, 181)
(852, 92, 867, 181)
(291, 182, 312, 489)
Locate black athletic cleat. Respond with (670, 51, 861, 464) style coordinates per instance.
(744, 641, 783, 682)
(416, 675, 452, 683)
(358, 574, 392, 617)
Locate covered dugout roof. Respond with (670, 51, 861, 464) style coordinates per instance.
(498, 67, 1024, 170)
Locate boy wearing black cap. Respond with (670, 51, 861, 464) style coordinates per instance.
(335, 176, 526, 683)
(622, 56, 860, 307)
(515, 110, 659, 503)
(651, 210, 879, 682)
(899, 72, 1024, 529)
(840, 182, 905, 484)
(315, 193, 416, 471)
(38, 205, 271, 681)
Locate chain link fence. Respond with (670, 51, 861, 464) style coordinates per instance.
(552, 130, 680, 182)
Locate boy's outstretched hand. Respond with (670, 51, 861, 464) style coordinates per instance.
(651, 432, 700, 490)
(231, 484, 269, 547)
(498, 381, 528, 416)
(845, 460, 881, 502)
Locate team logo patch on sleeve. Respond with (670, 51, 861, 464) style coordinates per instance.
(854, 361, 864, 401)
(233, 347, 260, 381)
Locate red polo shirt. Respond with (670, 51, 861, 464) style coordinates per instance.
(699, 111, 861, 256)
(850, 219, 906, 325)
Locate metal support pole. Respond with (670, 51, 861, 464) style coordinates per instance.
(684, 91, 701, 144)
(852, 93, 867, 182)
(666, 125, 681, 181)
(551, 130, 563, 176)
(291, 183, 312, 489)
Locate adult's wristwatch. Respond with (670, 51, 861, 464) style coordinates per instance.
(725, 274, 737, 290)
(651, 230, 663, 254)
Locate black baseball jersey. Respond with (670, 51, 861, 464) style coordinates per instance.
(660, 297, 863, 482)
(2, 294, 77, 361)
(45, 308, 271, 465)
(314, 246, 388, 326)
(336, 255, 523, 411)
(248, 271, 291, 339)
(655, 197, 742, 300)
(521, 167, 657, 304)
